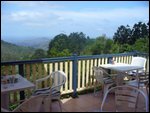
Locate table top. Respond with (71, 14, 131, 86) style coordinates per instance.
(100, 63, 143, 72)
(1, 74, 35, 94)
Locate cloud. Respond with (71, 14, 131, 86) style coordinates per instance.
(4, 1, 49, 7)
(10, 11, 43, 21)
(4, 4, 148, 24)
(2, 3, 149, 38)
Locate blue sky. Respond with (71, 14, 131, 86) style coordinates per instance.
(1, 1, 149, 41)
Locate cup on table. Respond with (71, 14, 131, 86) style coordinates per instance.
(10, 75, 15, 86)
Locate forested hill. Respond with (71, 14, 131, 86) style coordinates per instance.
(12, 38, 50, 50)
(1, 40, 35, 61)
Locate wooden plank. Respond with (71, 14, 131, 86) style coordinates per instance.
(82, 60, 85, 88)
(32, 64, 36, 83)
(86, 60, 90, 88)
(4, 66, 9, 75)
(69, 61, 73, 92)
(12, 65, 16, 75)
(44, 63, 48, 87)
(38, 64, 42, 79)
(60, 62, 64, 92)
(65, 61, 68, 92)
(25, 64, 31, 98)
(78, 60, 81, 89)
(54, 62, 58, 71)
(98, 58, 101, 66)
(90, 59, 93, 87)
(49, 63, 53, 75)
(102, 58, 105, 65)
(44, 63, 48, 76)
(105, 58, 108, 64)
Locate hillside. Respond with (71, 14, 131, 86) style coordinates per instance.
(12, 38, 50, 50)
(1, 40, 35, 61)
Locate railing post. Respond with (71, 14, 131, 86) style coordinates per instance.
(72, 54, 78, 98)
(19, 64, 25, 101)
(133, 51, 138, 57)
(107, 56, 113, 74)
(108, 56, 113, 64)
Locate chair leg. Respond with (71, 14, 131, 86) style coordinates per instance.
(58, 100, 62, 112)
(94, 81, 99, 96)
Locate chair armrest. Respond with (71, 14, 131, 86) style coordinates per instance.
(51, 81, 65, 91)
(35, 75, 51, 89)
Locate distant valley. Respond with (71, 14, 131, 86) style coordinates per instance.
(10, 37, 50, 50)
(1, 40, 36, 61)
(1, 37, 51, 61)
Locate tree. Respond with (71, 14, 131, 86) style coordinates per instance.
(31, 49, 46, 59)
(48, 33, 69, 52)
(131, 22, 149, 44)
(133, 37, 149, 53)
(90, 36, 114, 55)
(68, 32, 87, 55)
(47, 33, 70, 57)
(113, 25, 131, 44)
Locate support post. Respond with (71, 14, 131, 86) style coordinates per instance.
(19, 64, 25, 101)
(72, 54, 78, 98)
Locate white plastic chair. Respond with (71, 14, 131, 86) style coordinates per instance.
(126, 57, 147, 87)
(101, 85, 149, 112)
(33, 70, 66, 111)
(129, 56, 147, 75)
(93, 66, 116, 97)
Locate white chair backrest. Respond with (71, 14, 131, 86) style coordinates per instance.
(101, 85, 149, 112)
(131, 57, 147, 71)
(93, 67, 105, 83)
(51, 71, 66, 91)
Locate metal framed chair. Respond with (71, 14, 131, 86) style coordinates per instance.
(101, 85, 149, 112)
(93, 66, 116, 97)
(32, 70, 66, 111)
(128, 56, 147, 76)
(126, 72, 149, 89)
(1, 94, 51, 112)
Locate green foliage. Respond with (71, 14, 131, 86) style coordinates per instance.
(113, 25, 131, 44)
(133, 37, 149, 53)
(31, 49, 46, 59)
(1, 40, 35, 61)
(88, 36, 114, 55)
(113, 21, 149, 45)
(48, 48, 71, 57)
(1, 21, 149, 62)
(47, 32, 88, 57)
(68, 32, 87, 55)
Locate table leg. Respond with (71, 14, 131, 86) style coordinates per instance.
(1, 93, 9, 109)
(116, 72, 125, 86)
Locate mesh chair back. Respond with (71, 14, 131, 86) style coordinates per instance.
(101, 85, 149, 112)
(131, 57, 147, 73)
(51, 71, 66, 91)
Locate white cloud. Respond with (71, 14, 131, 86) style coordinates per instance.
(5, 5, 148, 24)
(4, 1, 49, 7)
(2, 4, 149, 38)
(10, 11, 43, 21)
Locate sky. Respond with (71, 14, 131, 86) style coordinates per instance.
(1, 1, 149, 42)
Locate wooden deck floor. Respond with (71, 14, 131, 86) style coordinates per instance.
(51, 89, 148, 112)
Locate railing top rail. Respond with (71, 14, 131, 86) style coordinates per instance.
(1, 51, 149, 66)
(78, 52, 135, 60)
(1, 57, 73, 65)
